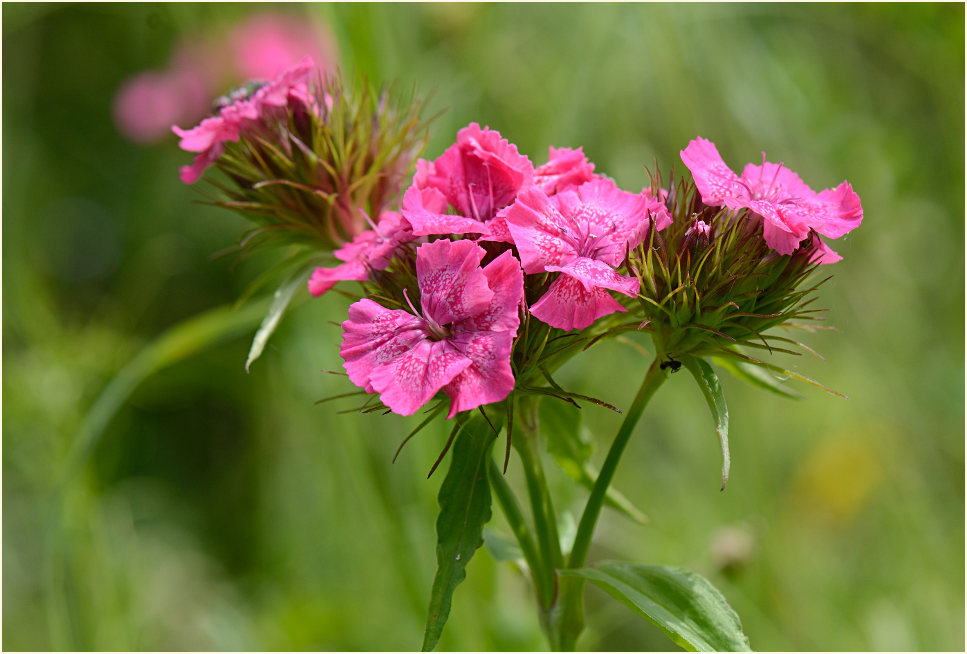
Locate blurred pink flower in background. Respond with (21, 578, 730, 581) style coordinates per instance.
(113, 64, 211, 144)
(113, 11, 337, 144)
(229, 13, 337, 81)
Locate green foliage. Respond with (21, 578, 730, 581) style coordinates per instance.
(565, 563, 752, 652)
(422, 412, 501, 651)
(244, 264, 313, 372)
(683, 357, 731, 491)
(540, 399, 648, 524)
(3, 3, 963, 652)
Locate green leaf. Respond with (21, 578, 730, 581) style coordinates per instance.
(245, 266, 312, 372)
(65, 298, 271, 487)
(542, 399, 592, 476)
(683, 357, 731, 490)
(719, 348, 847, 399)
(542, 400, 648, 524)
(482, 527, 525, 567)
(422, 412, 501, 651)
(564, 563, 752, 652)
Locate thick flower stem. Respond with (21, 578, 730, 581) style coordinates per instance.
(552, 357, 669, 650)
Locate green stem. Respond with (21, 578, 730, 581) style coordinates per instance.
(488, 459, 545, 599)
(554, 357, 669, 650)
(514, 395, 565, 645)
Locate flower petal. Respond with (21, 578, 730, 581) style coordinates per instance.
(740, 160, 815, 201)
(401, 184, 486, 237)
(808, 233, 843, 265)
(530, 274, 628, 331)
(416, 239, 494, 327)
(369, 338, 471, 416)
(308, 259, 369, 297)
(443, 331, 516, 418)
(545, 257, 639, 297)
(340, 299, 426, 393)
(807, 181, 863, 239)
(460, 249, 524, 333)
(680, 137, 749, 205)
(429, 123, 534, 222)
(503, 187, 576, 273)
(535, 146, 596, 195)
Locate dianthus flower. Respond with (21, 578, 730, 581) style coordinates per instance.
(172, 57, 315, 184)
(680, 137, 862, 261)
(533, 146, 597, 195)
(504, 178, 671, 330)
(307, 210, 414, 296)
(340, 239, 523, 417)
(401, 123, 534, 241)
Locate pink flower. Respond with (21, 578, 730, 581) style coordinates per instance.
(680, 137, 863, 260)
(340, 239, 523, 417)
(402, 123, 534, 240)
(172, 58, 315, 184)
(504, 178, 664, 331)
(113, 68, 210, 144)
(534, 147, 597, 195)
(308, 211, 414, 296)
(229, 13, 338, 81)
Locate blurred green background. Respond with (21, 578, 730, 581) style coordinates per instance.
(3, 3, 964, 651)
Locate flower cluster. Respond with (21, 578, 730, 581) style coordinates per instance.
(177, 66, 863, 419)
(306, 123, 863, 420)
(316, 123, 677, 417)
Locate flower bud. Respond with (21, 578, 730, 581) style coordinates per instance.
(174, 59, 431, 254)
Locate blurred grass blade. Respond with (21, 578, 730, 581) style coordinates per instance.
(683, 356, 731, 491)
(245, 266, 312, 372)
(563, 563, 752, 652)
(422, 412, 501, 651)
(64, 298, 271, 486)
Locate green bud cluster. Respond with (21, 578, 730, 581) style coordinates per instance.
(627, 171, 829, 371)
(214, 73, 432, 255)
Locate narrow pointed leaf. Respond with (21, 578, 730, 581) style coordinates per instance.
(710, 355, 802, 400)
(683, 356, 731, 490)
(722, 349, 847, 399)
(421, 412, 501, 651)
(564, 563, 752, 652)
(245, 267, 311, 372)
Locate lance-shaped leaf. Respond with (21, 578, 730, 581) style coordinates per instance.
(709, 355, 802, 400)
(422, 412, 500, 651)
(683, 356, 731, 490)
(563, 563, 752, 652)
(245, 266, 312, 372)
